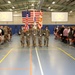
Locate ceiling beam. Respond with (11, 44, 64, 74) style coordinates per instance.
(0, 0, 38, 7)
(43, 2, 75, 10)
(37, 0, 44, 10)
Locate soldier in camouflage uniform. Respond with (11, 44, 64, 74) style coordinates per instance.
(43, 26, 50, 47)
(20, 33, 25, 47)
(26, 30, 31, 47)
(4, 26, 8, 42)
(29, 25, 33, 37)
(37, 28, 43, 47)
(32, 28, 37, 47)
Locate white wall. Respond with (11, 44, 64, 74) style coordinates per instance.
(0, 12, 75, 25)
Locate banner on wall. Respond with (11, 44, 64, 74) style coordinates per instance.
(0, 12, 13, 21)
(51, 12, 68, 22)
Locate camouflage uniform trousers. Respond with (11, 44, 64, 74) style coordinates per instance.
(32, 36, 36, 47)
(38, 36, 42, 47)
(21, 39, 25, 47)
(4, 33, 8, 42)
(44, 37, 49, 47)
(26, 37, 30, 47)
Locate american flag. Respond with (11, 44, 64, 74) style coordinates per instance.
(22, 11, 41, 24)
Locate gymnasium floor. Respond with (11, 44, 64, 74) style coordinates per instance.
(0, 35, 75, 75)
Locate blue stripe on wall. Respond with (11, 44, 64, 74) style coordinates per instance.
(0, 24, 75, 34)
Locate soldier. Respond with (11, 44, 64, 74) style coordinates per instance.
(26, 30, 31, 47)
(0, 29, 2, 44)
(37, 28, 43, 47)
(43, 26, 50, 47)
(29, 25, 33, 36)
(32, 27, 37, 47)
(4, 26, 8, 42)
(20, 33, 25, 47)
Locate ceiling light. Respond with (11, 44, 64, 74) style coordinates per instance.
(70, 11, 72, 13)
(9, 9, 12, 11)
(7, 1, 11, 4)
(12, 6, 15, 9)
(14, 11, 17, 13)
(51, 9, 54, 11)
(48, 7, 51, 9)
(31, 4, 34, 6)
(52, 1, 55, 4)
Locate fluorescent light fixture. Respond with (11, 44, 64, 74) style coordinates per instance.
(51, 9, 54, 11)
(12, 6, 15, 9)
(7, 1, 11, 4)
(31, 4, 34, 6)
(48, 7, 51, 9)
(9, 9, 12, 11)
(70, 11, 72, 13)
(14, 11, 17, 13)
(52, 1, 55, 4)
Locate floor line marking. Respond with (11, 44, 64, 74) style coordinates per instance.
(35, 47, 44, 75)
(0, 48, 13, 63)
(52, 45, 75, 61)
(30, 47, 32, 75)
(57, 47, 75, 60)
(0, 68, 29, 70)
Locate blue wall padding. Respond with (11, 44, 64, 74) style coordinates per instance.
(0, 24, 75, 34)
